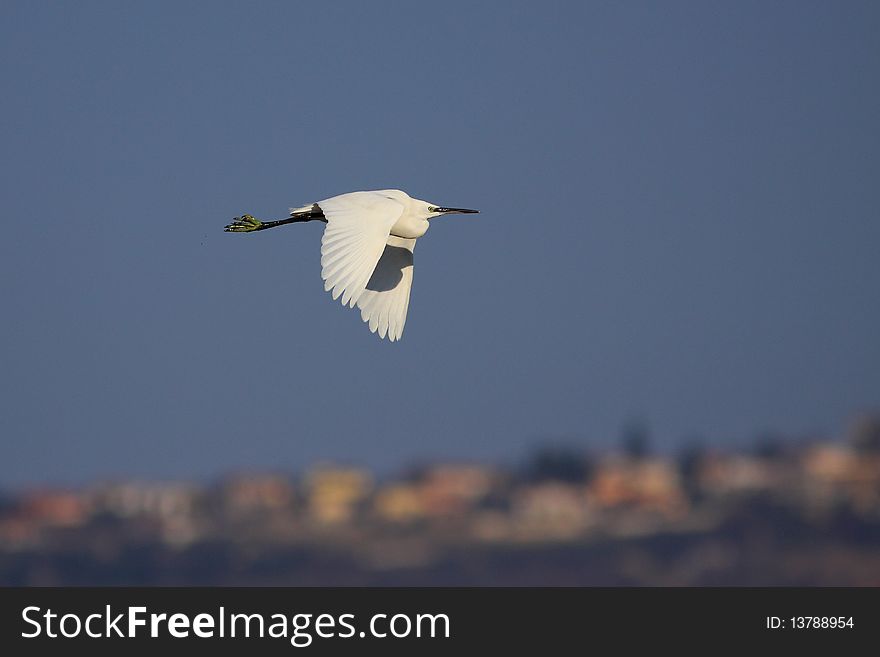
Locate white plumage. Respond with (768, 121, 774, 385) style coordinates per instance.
(226, 189, 478, 342)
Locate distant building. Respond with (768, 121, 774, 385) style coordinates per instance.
(304, 466, 373, 524)
(511, 482, 593, 540)
(19, 490, 90, 527)
(414, 464, 496, 518)
(803, 444, 880, 514)
(373, 483, 424, 523)
(590, 457, 686, 516)
(0, 490, 88, 550)
(91, 482, 197, 520)
(90, 482, 200, 546)
(697, 454, 787, 497)
(220, 474, 295, 514)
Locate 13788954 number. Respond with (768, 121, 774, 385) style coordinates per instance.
(790, 617, 854, 629)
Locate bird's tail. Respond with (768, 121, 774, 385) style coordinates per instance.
(288, 202, 326, 222)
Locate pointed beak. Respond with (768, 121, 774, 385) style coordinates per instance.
(434, 207, 479, 215)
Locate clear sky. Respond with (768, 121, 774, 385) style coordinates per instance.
(1, 1, 878, 486)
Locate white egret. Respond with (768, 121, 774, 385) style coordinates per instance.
(225, 189, 478, 341)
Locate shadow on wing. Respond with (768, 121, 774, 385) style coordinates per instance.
(365, 245, 413, 293)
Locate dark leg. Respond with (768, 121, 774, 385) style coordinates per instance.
(224, 205, 325, 233)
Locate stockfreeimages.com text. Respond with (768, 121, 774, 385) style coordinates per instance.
(22, 605, 450, 647)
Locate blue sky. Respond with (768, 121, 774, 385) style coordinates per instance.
(1, 1, 878, 485)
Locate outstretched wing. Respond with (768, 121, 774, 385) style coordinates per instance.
(356, 236, 416, 342)
(318, 192, 405, 308)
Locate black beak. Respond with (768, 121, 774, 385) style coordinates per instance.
(433, 207, 479, 214)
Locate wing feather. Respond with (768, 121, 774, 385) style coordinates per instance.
(318, 192, 404, 310)
(356, 236, 416, 342)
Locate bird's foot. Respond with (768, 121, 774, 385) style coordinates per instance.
(224, 214, 263, 232)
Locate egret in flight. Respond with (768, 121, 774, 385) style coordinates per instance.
(225, 189, 478, 341)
